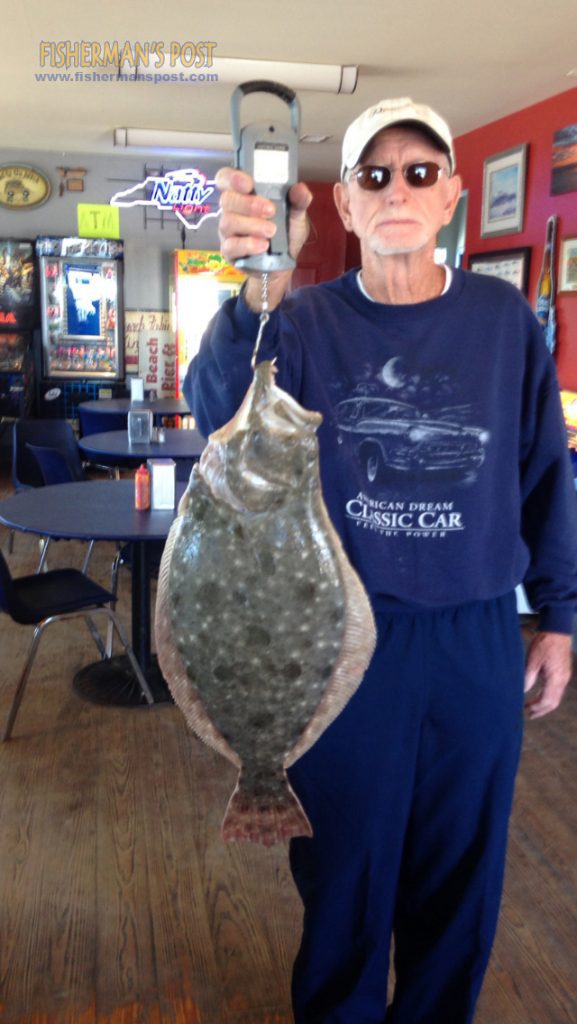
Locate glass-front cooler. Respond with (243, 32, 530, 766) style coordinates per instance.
(170, 249, 245, 396)
(36, 236, 124, 380)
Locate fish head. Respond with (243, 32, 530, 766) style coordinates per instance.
(199, 361, 323, 513)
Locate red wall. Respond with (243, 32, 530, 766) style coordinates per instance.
(294, 181, 361, 287)
(455, 86, 577, 388)
(293, 181, 347, 288)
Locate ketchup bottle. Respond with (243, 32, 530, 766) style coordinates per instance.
(135, 464, 151, 510)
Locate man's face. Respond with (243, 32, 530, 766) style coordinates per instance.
(333, 126, 461, 257)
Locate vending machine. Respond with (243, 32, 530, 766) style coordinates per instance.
(0, 238, 37, 420)
(170, 250, 246, 396)
(35, 236, 126, 418)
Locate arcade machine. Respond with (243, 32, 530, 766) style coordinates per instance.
(35, 236, 126, 420)
(0, 239, 37, 457)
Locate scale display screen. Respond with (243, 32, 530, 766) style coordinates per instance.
(254, 143, 290, 185)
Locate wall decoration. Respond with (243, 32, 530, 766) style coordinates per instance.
(468, 247, 531, 294)
(56, 167, 87, 195)
(559, 236, 577, 293)
(110, 168, 219, 231)
(551, 123, 577, 196)
(535, 216, 558, 354)
(124, 310, 176, 397)
(77, 204, 120, 240)
(0, 164, 51, 210)
(480, 145, 528, 238)
(560, 390, 577, 449)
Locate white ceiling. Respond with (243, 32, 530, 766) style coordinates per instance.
(3, 0, 577, 179)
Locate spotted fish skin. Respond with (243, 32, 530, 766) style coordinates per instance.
(155, 361, 376, 846)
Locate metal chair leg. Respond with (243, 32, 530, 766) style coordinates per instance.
(2, 623, 46, 741)
(101, 607, 155, 705)
(36, 537, 51, 573)
(105, 548, 122, 657)
(2, 603, 155, 742)
(84, 614, 108, 660)
(81, 540, 95, 574)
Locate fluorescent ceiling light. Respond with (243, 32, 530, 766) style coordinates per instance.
(300, 133, 332, 144)
(113, 127, 233, 155)
(119, 56, 358, 94)
(113, 127, 334, 154)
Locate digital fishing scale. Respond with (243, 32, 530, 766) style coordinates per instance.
(230, 80, 300, 273)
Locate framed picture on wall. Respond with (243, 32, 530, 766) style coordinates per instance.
(480, 144, 528, 238)
(551, 124, 577, 195)
(468, 247, 531, 294)
(559, 236, 577, 293)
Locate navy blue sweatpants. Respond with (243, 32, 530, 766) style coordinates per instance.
(287, 594, 526, 1024)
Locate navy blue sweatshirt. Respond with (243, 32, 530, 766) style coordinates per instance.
(183, 267, 577, 634)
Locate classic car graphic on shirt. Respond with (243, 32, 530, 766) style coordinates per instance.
(335, 395, 490, 483)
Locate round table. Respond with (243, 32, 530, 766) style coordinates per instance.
(78, 428, 207, 468)
(79, 397, 191, 417)
(0, 479, 187, 707)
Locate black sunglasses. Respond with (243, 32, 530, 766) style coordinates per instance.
(350, 162, 446, 191)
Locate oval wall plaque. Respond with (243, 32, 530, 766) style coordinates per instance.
(0, 164, 51, 210)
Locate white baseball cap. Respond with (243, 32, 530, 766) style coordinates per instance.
(341, 97, 455, 180)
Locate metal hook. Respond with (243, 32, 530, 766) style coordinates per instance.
(250, 273, 270, 370)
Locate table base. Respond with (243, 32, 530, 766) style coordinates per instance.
(73, 655, 174, 707)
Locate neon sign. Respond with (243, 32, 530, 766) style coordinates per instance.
(110, 168, 220, 229)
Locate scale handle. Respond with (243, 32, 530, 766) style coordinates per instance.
(230, 80, 300, 148)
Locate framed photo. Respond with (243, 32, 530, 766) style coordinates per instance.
(468, 247, 531, 294)
(481, 144, 528, 238)
(559, 236, 577, 293)
(551, 123, 577, 195)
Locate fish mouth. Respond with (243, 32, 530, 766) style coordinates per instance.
(254, 361, 323, 434)
(199, 359, 323, 513)
(259, 399, 318, 437)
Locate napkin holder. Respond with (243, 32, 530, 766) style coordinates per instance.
(128, 407, 153, 444)
(147, 458, 176, 509)
(130, 376, 145, 401)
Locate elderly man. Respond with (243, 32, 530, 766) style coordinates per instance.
(183, 98, 577, 1024)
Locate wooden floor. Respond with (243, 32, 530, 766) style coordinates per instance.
(0, 464, 576, 1024)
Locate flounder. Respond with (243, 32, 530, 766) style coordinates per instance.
(155, 360, 376, 846)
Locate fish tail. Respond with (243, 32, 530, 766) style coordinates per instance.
(221, 773, 313, 847)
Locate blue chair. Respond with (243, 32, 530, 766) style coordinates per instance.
(78, 407, 128, 478)
(26, 442, 86, 485)
(12, 419, 85, 491)
(24, 439, 157, 652)
(0, 547, 154, 741)
(25, 443, 95, 571)
(10, 420, 87, 567)
(78, 406, 127, 437)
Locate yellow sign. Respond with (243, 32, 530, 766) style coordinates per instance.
(175, 249, 246, 282)
(0, 165, 51, 209)
(77, 203, 120, 239)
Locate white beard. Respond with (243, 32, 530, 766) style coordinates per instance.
(366, 233, 429, 256)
